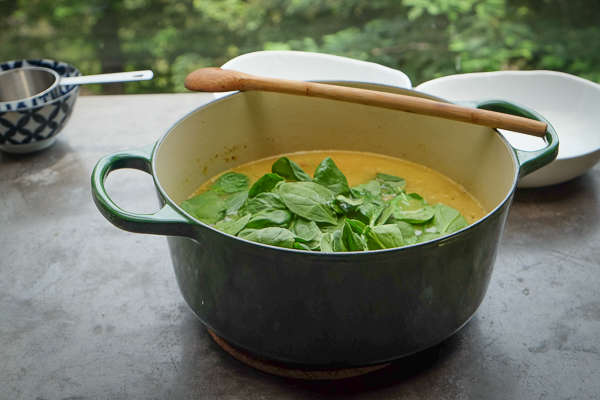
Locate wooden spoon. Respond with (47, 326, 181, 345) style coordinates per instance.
(185, 68, 548, 138)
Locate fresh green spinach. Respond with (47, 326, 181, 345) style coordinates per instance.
(313, 157, 349, 196)
(290, 217, 321, 242)
(182, 156, 473, 252)
(246, 210, 293, 229)
(377, 173, 407, 192)
(278, 182, 337, 225)
(248, 173, 284, 198)
(224, 190, 248, 215)
(368, 224, 405, 249)
(352, 180, 381, 197)
(392, 193, 435, 224)
(426, 204, 469, 235)
(341, 220, 368, 251)
(242, 192, 286, 214)
(238, 227, 297, 248)
(181, 190, 226, 225)
(211, 172, 250, 195)
(271, 157, 312, 182)
(214, 213, 252, 235)
(320, 232, 334, 252)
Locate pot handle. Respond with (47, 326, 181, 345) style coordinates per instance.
(91, 143, 195, 238)
(463, 99, 559, 179)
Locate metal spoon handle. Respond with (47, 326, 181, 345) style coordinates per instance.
(60, 70, 154, 86)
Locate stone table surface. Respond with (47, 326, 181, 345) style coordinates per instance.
(1, 93, 599, 399)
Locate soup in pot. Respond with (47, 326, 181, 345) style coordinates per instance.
(182, 150, 487, 252)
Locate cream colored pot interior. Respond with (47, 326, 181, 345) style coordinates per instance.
(156, 88, 517, 214)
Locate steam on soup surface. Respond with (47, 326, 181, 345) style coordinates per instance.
(183, 150, 487, 252)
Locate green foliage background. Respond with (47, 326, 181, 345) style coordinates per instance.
(1, 0, 598, 94)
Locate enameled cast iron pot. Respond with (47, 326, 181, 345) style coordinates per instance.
(92, 83, 558, 368)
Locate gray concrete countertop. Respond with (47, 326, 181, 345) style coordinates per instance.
(1, 93, 599, 399)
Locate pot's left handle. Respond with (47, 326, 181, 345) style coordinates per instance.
(91, 144, 196, 238)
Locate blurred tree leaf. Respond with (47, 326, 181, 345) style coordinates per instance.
(0, 0, 598, 95)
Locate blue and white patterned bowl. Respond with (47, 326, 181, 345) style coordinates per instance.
(0, 59, 81, 154)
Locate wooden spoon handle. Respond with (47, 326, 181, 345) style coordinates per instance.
(185, 67, 548, 138)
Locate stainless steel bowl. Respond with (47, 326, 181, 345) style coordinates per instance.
(0, 67, 61, 104)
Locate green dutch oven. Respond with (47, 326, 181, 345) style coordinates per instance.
(91, 84, 557, 368)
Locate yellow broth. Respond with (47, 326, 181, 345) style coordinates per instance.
(191, 150, 487, 224)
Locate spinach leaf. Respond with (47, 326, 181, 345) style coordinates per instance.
(345, 219, 368, 235)
(224, 190, 248, 215)
(365, 236, 382, 251)
(377, 173, 405, 183)
(211, 172, 249, 194)
(336, 194, 364, 207)
(404, 236, 419, 245)
(355, 200, 384, 226)
(246, 210, 292, 229)
(271, 157, 312, 182)
(395, 221, 417, 242)
(393, 207, 435, 224)
(181, 190, 226, 225)
(238, 227, 296, 249)
(242, 192, 286, 214)
(368, 224, 405, 249)
(290, 217, 321, 242)
(377, 173, 407, 192)
(426, 204, 469, 235)
(334, 195, 365, 216)
(320, 232, 334, 252)
(214, 213, 252, 235)
(352, 180, 381, 197)
(318, 217, 346, 234)
(305, 235, 323, 250)
(248, 173, 284, 198)
(376, 196, 401, 226)
(293, 242, 312, 251)
(417, 232, 442, 243)
(392, 193, 435, 224)
(332, 230, 346, 252)
(376, 204, 394, 226)
(313, 157, 349, 196)
(331, 202, 346, 215)
(341, 220, 367, 251)
(279, 182, 337, 225)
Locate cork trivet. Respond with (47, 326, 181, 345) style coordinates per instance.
(207, 328, 390, 380)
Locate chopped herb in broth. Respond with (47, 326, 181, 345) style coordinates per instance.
(181, 151, 487, 252)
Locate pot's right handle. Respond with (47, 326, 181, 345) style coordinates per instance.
(91, 143, 196, 238)
(461, 99, 559, 179)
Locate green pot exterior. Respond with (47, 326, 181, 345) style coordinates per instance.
(92, 83, 557, 367)
(166, 197, 510, 367)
